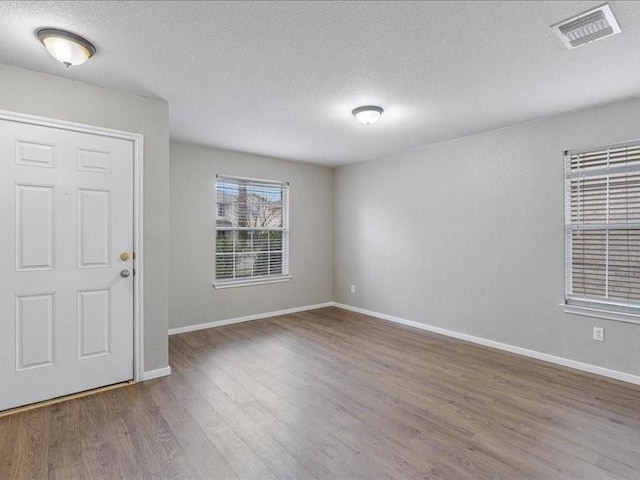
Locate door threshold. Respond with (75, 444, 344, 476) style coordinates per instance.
(0, 380, 134, 418)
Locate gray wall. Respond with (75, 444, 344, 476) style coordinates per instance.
(0, 64, 170, 372)
(9, 60, 638, 380)
(334, 98, 640, 376)
(169, 141, 333, 329)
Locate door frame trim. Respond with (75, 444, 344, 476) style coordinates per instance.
(0, 109, 145, 382)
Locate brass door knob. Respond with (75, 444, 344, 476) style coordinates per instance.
(120, 252, 130, 261)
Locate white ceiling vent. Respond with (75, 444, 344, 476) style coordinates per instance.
(552, 3, 621, 49)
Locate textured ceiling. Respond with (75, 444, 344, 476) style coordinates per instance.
(1, 1, 640, 165)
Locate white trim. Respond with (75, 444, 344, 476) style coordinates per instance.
(0, 109, 145, 383)
(561, 303, 640, 325)
(141, 366, 171, 381)
(216, 173, 289, 186)
(132, 135, 144, 382)
(214, 275, 291, 289)
(0, 109, 143, 141)
(168, 302, 334, 335)
(334, 303, 640, 386)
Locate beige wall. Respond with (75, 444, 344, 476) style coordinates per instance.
(169, 141, 333, 328)
(334, 97, 640, 376)
(0, 64, 170, 372)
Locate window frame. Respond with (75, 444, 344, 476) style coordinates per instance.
(563, 139, 640, 319)
(214, 174, 290, 289)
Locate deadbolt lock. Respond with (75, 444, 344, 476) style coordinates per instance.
(119, 252, 130, 262)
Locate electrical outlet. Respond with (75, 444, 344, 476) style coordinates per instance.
(593, 327, 604, 342)
(350, 285, 356, 294)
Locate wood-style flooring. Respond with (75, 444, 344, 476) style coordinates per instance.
(2, 306, 640, 479)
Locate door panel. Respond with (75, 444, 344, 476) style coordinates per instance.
(16, 140, 56, 168)
(0, 119, 134, 411)
(78, 289, 111, 359)
(15, 184, 56, 271)
(16, 293, 55, 370)
(77, 188, 111, 268)
(77, 148, 111, 173)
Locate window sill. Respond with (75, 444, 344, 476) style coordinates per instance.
(213, 275, 291, 289)
(561, 303, 640, 325)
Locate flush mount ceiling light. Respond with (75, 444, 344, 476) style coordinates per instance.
(36, 28, 96, 67)
(352, 105, 383, 125)
(551, 3, 621, 50)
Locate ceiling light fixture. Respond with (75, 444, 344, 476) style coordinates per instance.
(352, 105, 383, 125)
(36, 28, 96, 67)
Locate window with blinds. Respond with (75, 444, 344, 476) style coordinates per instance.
(565, 141, 640, 312)
(215, 175, 289, 287)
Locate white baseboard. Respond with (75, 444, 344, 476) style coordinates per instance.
(334, 302, 640, 386)
(168, 302, 335, 335)
(141, 366, 172, 381)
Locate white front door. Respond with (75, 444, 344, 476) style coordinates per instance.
(0, 119, 134, 411)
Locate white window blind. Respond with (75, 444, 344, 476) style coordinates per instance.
(215, 175, 289, 286)
(565, 141, 640, 312)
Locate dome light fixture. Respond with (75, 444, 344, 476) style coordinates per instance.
(352, 105, 384, 125)
(36, 28, 96, 67)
